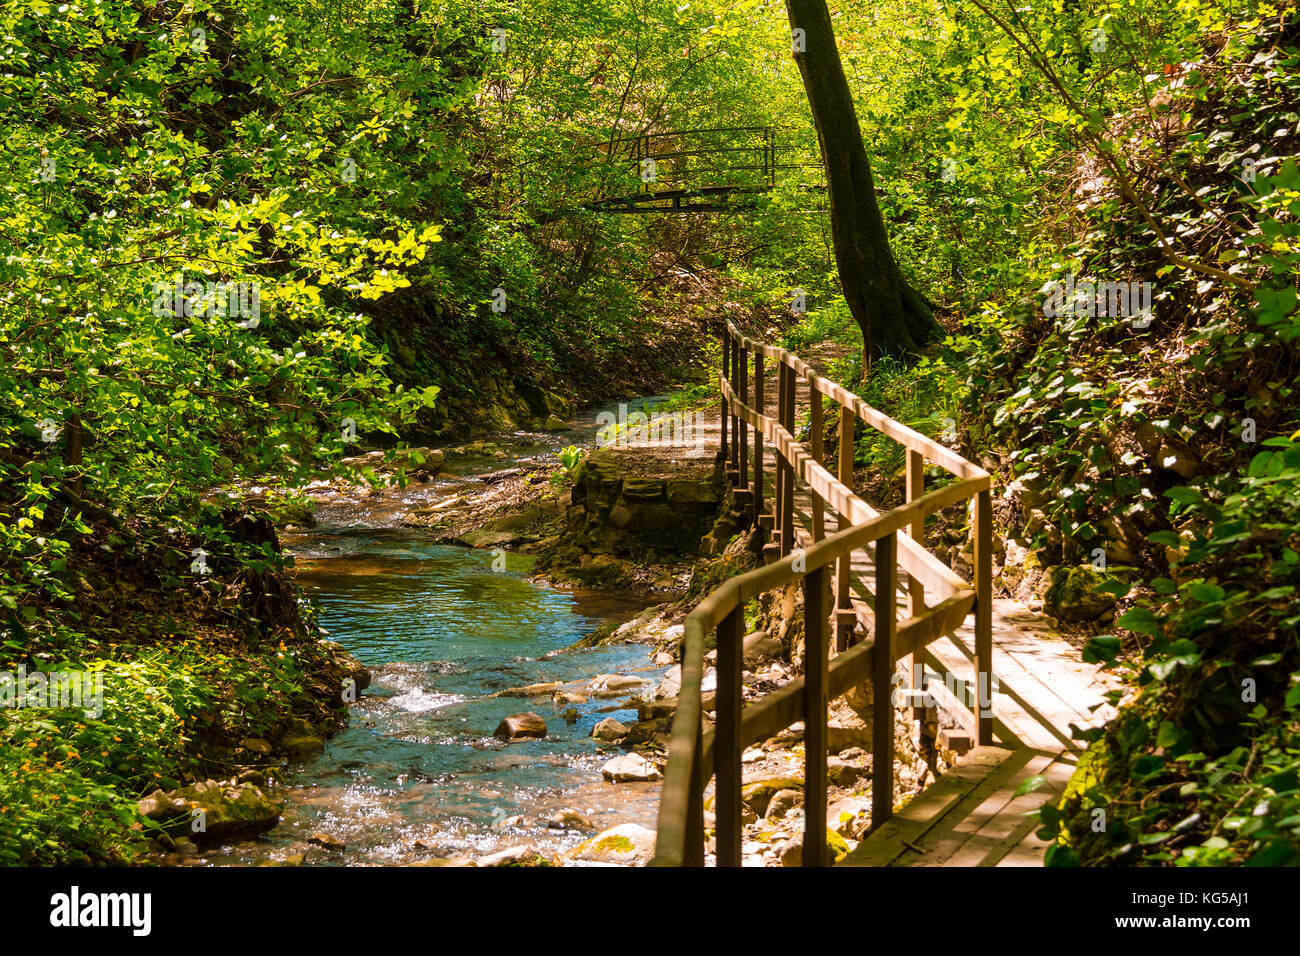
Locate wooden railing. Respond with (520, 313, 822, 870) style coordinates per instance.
(649, 320, 994, 867)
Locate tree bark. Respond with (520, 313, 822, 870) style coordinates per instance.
(785, 0, 941, 367)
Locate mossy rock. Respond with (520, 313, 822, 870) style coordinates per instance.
(1043, 565, 1117, 622)
(705, 776, 805, 815)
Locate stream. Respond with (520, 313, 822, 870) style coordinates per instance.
(203, 397, 674, 866)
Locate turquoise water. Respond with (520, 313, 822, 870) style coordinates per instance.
(205, 411, 674, 865)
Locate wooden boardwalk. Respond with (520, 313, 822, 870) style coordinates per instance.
(649, 327, 1113, 867)
(764, 356, 1117, 868)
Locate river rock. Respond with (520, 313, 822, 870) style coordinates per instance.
(150, 780, 283, 844)
(827, 756, 869, 787)
(501, 681, 564, 697)
(741, 777, 804, 817)
(543, 414, 569, 432)
(547, 810, 595, 830)
(778, 829, 851, 866)
(494, 712, 547, 740)
(743, 631, 783, 667)
(280, 734, 326, 757)
(563, 823, 657, 866)
(766, 789, 804, 820)
(322, 641, 372, 696)
(591, 717, 630, 742)
(1043, 565, 1117, 622)
(601, 752, 663, 782)
(478, 844, 544, 867)
(655, 664, 716, 700)
(587, 673, 652, 698)
(307, 832, 346, 850)
(240, 737, 273, 756)
(828, 795, 871, 838)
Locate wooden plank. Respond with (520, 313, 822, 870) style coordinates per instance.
(780, 364, 795, 558)
(651, 621, 707, 866)
(737, 344, 749, 491)
(947, 757, 1075, 867)
(836, 403, 854, 649)
(803, 565, 829, 866)
(721, 376, 979, 600)
(724, 320, 986, 481)
(714, 607, 743, 867)
(872, 532, 896, 830)
(974, 488, 994, 745)
(718, 328, 728, 464)
(905, 447, 925, 617)
(753, 351, 764, 526)
(729, 336, 740, 474)
(837, 747, 1014, 867)
(809, 381, 824, 541)
(890, 749, 1046, 866)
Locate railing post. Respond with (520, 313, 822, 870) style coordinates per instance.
(872, 531, 896, 831)
(728, 336, 740, 480)
(809, 377, 824, 542)
(803, 564, 829, 866)
(738, 344, 749, 499)
(905, 448, 925, 699)
(753, 352, 766, 531)
(715, 608, 744, 867)
(835, 404, 855, 649)
(686, 719, 705, 866)
(905, 449, 924, 616)
(719, 327, 729, 466)
(974, 488, 994, 745)
(773, 363, 786, 552)
(780, 362, 795, 558)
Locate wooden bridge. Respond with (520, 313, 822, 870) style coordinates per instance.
(649, 322, 1115, 867)
(558, 126, 821, 215)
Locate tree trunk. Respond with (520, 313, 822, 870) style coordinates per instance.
(785, 0, 941, 367)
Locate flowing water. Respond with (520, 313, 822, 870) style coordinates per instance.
(204, 397, 676, 865)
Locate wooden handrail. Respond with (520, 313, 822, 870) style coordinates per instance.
(650, 321, 994, 867)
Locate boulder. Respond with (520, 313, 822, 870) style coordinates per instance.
(280, 734, 326, 758)
(601, 752, 663, 783)
(547, 810, 595, 830)
(147, 780, 283, 844)
(240, 737, 273, 756)
(478, 844, 544, 867)
(742, 777, 804, 817)
(543, 414, 569, 432)
(563, 823, 657, 866)
(591, 717, 631, 742)
(778, 829, 851, 866)
(494, 712, 547, 740)
(587, 673, 652, 698)
(655, 664, 716, 700)
(1043, 566, 1118, 622)
(766, 789, 804, 820)
(743, 631, 783, 667)
(827, 757, 869, 787)
(501, 682, 564, 698)
(828, 795, 871, 838)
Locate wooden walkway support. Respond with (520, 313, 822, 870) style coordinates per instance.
(650, 320, 995, 867)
